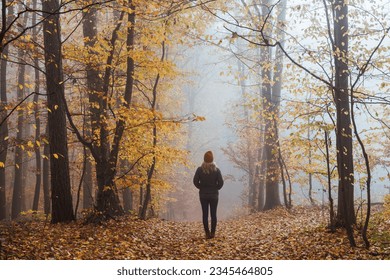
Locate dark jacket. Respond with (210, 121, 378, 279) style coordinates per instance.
(193, 166, 224, 199)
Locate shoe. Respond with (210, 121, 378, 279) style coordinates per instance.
(210, 231, 215, 238)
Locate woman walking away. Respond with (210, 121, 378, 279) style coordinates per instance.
(193, 151, 224, 239)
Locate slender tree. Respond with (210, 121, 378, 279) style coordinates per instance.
(42, 0, 74, 223)
(11, 33, 27, 219)
(0, 2, 14, 220)
(331, 0, 356, 246)
(31, 0, 42, 214)
(42, 130, 50, 215)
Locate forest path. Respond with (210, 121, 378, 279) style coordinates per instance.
(0, 207, 388, 259)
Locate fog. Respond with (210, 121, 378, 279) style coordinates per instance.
(178, 43, 246, 220)
(174, 0, 390, 221)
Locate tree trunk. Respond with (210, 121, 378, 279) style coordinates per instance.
(308, 121, 315, 205)
(32, 0, 41, 213)
(325, 130, 335, 230)
(139, 122, 157, 220)
(42, 0, 74, 223)
(42, 132, 51, 215)
(123, 187, 133, 212)
(262, 112, 281, 210)
(80, 4, 138, 220)
(82, 148, 94, 209)
(11, 45, 27, 219)
(332, 0, 356, 246)
(0, 45, 9, 221)
(262, 44, 281, 210)
(256, 148, 266, 211)
(81, 6, 100, 212)
(261, 0, 285, 210)
(0, 2, 14, 220)
(95, 161, 123, 218)
(333, 0, 356, 224)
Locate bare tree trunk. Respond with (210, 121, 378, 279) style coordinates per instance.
(82, 148, 94, 209)
(332, 0, 355, 246)
(140, 150, 155, 220)
(0, 51, 8, 220)
(261, 0, 288, 210)
(256, 148, 266, 211)
(32, 0, 42, 213)
(42, 0, 74, 223)
(351, 83, 371, 248)
(11, 70, 26, 219)
(12, 16, 28, 218)
(81, 5, 102, 213)
(0, 2, 14, 220)
(325, 131, 335, 230)
(123, 187, 133, 212)
(0, 51, 8, 219)
(42, 126, 50, 215)
(308, 121, 315, 205)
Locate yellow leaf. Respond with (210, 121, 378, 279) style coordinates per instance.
(53, 153, 59, 159)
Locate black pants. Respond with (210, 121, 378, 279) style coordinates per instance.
(200, 197, 218, 234)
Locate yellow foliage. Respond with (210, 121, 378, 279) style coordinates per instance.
(383, 195, 390, 220)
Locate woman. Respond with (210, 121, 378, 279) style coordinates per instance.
(193, 151, 224, 239)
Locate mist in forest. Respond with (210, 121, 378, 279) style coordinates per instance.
(179, 45, 390, 220)
(178, 45, 246, 220)
(1, 0, 389, 226)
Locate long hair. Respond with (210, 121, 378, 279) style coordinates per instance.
(201, 162, 217, 174)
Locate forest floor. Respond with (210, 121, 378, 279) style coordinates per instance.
(1, 206, 389, 260)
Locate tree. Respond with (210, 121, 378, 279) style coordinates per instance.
(331, 0, 355, 245)
(0, 2, 14, 220)
(11, 26, 27, 219)
(67, 2, 135, 220)
(218, 0, 287, 210)
(42, 0, 74, 223)
(31, 0, 42, 214)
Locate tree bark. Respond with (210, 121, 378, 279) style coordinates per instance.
(82, 148, 94, 209)
(11, 43, 27, 219)
(333, 0, 355, 223)
(256, 148, 266, 211)
(0, 48, 8, 220)
(42, 131, 51, 215)
(32, 0, 42, 213)
(123, 187, 133, 212)
(42, 0, 74, 223)
(0, 1, 14, 220)
(332, 0, 356, 246)
(261, 0, 287, 210)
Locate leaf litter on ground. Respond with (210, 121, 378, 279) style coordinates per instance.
(1, 206, 389, 260)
